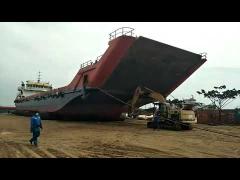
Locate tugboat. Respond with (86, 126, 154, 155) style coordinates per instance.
(14, 27, 207, 120)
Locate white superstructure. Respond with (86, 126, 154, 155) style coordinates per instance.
(16, 72, 52, 99)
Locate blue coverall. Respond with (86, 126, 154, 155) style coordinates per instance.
(30, 114, 42, 146)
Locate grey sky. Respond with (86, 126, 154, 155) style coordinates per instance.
(0, 22, 240, 108)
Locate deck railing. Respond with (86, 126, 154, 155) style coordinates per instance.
(109, 27, 135, 41)
(80, 27, 135, 70)
(80, 60, 93, 69)
(80, 54, 103, 69)
(200, 52, 207, 59)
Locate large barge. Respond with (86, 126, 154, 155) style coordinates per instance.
(14, 27, 207, 120)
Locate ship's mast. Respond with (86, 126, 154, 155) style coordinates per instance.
(37, 71, 41, 83)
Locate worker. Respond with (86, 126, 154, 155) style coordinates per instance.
(29, 112, 43, 146)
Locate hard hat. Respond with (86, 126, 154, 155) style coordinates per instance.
(35, 112, 39, 116)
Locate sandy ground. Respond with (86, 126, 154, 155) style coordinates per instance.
(0, 113, 240, 158)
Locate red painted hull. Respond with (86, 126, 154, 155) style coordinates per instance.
(15, 35, 206, 120)
(0, 106, 16, 111)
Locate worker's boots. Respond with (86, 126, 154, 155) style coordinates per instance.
(34, 141, 38, 146)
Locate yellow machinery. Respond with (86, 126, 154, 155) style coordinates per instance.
(130, 86, 197, 130)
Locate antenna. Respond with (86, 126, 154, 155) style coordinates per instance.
(37, 71, 41, 83)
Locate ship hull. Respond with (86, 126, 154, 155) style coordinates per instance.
(15, 88, 129, 120)
(15, 35, 206, 120)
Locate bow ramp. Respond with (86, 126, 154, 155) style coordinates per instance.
(102, 36, 206, 97)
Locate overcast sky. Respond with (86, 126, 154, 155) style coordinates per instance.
(0, 22, 240, 108)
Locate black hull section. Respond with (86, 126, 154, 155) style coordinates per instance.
(103, 36, 205, 97)
(15, 88, 129, 121)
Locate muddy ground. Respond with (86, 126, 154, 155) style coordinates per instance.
(0, 113, 240, 158)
